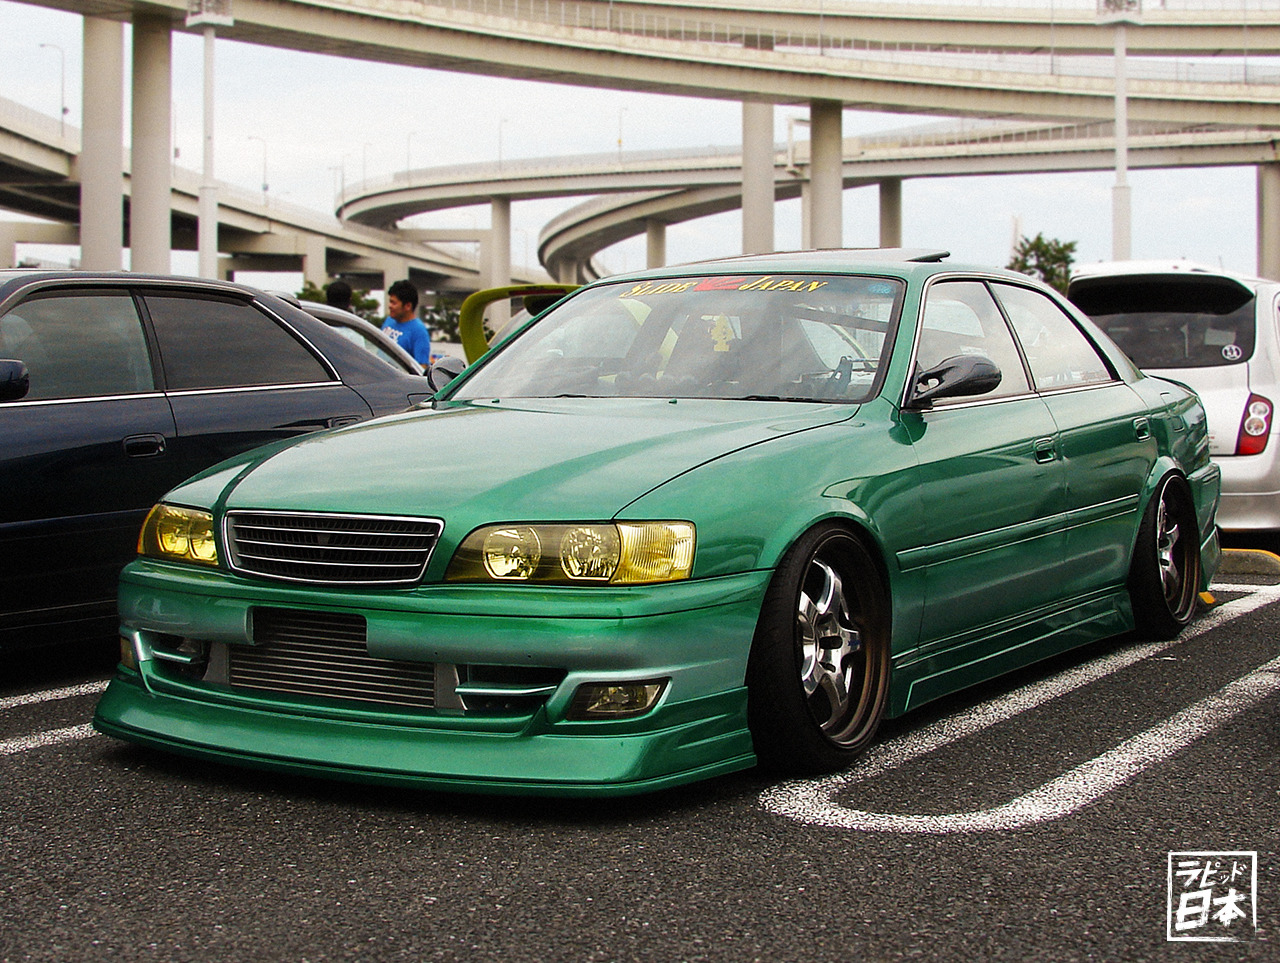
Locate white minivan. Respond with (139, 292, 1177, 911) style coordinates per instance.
(1068, 260, 1276, 531)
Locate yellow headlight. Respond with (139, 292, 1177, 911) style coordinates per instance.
(482, 526, 542, 580)
(448, 522, 694, 584)
(138, 504, 220, 567)
(616, 522, 695, 584)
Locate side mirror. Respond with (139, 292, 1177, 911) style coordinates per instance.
(426, 355, 466, 392)
(0, 359, 29, 402)
(910, 354, 1001, 406)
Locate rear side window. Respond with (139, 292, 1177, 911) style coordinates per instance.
(0, 291, 154, 400)
(144, 294, 332, 390)
(993, 283, 1113, 389)
(1068, 275, 1256, 369)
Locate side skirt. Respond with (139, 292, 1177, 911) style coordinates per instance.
(886, 588, 1135, 718)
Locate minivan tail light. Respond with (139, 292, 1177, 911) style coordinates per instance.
(1236, 394, 1273, 455)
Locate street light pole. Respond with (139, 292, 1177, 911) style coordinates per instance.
(38, 43, 67, 137)
(1099, 0, 1141, 262)
(187, 0, 234, 279)
(248, 134, 268, 201)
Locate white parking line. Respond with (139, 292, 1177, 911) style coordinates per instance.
(0, 680, 108, 712)
(760, 583, 1280, 832)
(0, 723, 98, 756)
(0, 681, 108, 756)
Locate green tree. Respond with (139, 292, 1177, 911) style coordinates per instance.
(296, 280, 381, 323)
(1007, 233, 1077, 294)
(422, 295, 463, 343)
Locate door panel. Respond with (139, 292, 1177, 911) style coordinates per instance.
(0, 288, 176, 644)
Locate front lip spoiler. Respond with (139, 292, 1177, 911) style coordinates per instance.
(92, 676, 755, 798)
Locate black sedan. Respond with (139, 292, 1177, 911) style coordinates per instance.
(0, 271, 432, 651)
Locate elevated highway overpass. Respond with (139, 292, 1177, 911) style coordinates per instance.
(337, 118, 1280, 280)
(13, 0, 1280, 285)
(0, 94, 541, 291)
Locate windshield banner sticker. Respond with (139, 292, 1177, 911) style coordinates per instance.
(621, 276, 830, 298)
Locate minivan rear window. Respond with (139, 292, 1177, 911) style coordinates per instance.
(1068, 275, 1255, 369)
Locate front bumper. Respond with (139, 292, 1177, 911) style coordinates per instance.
(92, 561, 769, 796)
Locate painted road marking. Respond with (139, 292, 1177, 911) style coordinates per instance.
(0, 723, 97, 757)
(760, 583, 1280, 832)
(0, 680, 108, 712)
(0, 681, 108, 756)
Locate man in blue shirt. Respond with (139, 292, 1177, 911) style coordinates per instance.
(381, 279, 432, 365)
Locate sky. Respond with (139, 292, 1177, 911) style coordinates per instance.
(0, 0, 1263, 295)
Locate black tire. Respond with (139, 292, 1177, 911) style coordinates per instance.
(1129, 474, 1201, 640)
(747, 523, 891, 774)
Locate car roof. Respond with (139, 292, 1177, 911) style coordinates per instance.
(1070, 259, 1263, 290)
(0, 269, 268, 302)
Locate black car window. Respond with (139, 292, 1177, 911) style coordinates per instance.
(144, 294, 331, 390)
(1068, 275, 1256, 369)
(993, 283, 1113, 390)
(917, 280, 1031, 400)
(0, 291, 154, 401)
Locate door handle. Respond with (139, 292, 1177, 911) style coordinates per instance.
(1034, 438, 1057, 464)
(123, 433, 166, 458)
(1133, 417, 1151, 441)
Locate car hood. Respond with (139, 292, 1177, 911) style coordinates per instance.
(184, 398, 856, 522)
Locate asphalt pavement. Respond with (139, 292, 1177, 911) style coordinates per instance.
(2, 556, 1276, 962)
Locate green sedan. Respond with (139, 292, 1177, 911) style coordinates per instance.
(93, 251, 1221, 796)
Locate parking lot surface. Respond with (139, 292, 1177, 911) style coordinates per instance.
(2, 568, 1275, 961)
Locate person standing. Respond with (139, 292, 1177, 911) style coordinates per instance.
(325, 279, 353, 311)
(381, 279, 432, 366)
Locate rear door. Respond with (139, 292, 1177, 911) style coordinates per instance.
(994, 281, 1155, 598)
(0, 287, 177, 644)
(140, 290, 374, 484)
(1068, 272, 1257, 456)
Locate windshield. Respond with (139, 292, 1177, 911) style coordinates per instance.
(452, 273, 905, 403)
(1070, 275, 1256, 369)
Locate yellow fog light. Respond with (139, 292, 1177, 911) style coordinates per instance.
(119, 635, 137, 671)
(138, 504, 220, 566)
(567, 680, 667, 719)
(482, 526, 542, 580)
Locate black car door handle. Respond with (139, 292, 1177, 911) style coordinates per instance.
(123, 433, 166, 458)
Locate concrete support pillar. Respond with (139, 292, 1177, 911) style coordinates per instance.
(1258, 164, 1280, 281)
(0, 224, 17, 268)
(302, 237, 328, 289)
(80, 18, 125, 270)
(556, 259, 578, 284)
(197, 25, 219, 279)
(742, 101, 774, 255)
(646, 220, 666, 269)
(130, 14, 173, 273)
(809, 100, 843, 250)
(879, 178, 903, 249)
(488, 197, 511, 288)
(488, 196, 511, 328)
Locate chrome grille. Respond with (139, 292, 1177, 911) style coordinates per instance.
(231, 607, 435, 709)
(225, 510, 442, 585)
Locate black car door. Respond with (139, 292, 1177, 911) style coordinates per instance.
(139, 290, 373, 484)
(0, 287, 178, 646)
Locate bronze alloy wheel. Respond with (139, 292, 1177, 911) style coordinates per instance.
(747, 524, 891, 774)
(1129, 474, 1201, 640)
